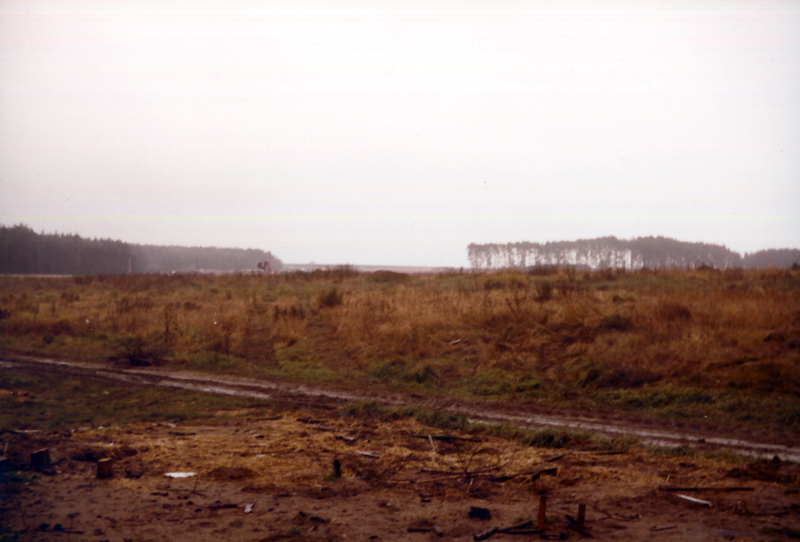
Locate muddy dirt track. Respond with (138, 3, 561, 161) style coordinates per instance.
(2, 354, 800, 541)
(2, 354, 799, 462)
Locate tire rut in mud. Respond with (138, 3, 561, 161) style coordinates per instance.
(2, 353, 798, 461)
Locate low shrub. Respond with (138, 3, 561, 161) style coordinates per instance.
(369, 271, 410, 284)
(317, 286, 344, 308)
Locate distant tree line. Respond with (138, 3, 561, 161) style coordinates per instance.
(467, 236, 800, 270)
(0, 224, 283, 275)
(0, 224, 132, 274)
(130, 244, 283, 274)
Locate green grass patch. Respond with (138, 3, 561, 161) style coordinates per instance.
(470, 369, 513, 396)
(341, 401, 638, 453)
(0, 371, 275, 430)
(598, 385, 800, 431)
(0, 374, 757, 466)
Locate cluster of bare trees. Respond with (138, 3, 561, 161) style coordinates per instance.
(467, 236, 799, 271)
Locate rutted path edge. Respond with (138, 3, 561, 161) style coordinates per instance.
(2, 353, 798, 462)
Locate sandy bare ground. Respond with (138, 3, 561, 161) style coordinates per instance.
(2, 405, 799, 541)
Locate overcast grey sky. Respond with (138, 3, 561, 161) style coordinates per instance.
(1, 0, 798, 267)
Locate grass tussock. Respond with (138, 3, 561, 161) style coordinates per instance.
(1, 268, 799, 430)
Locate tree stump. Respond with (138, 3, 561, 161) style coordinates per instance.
(538, 494, 547, 531)
(31, 448, 52, 471)
(97, 458, 114, 479)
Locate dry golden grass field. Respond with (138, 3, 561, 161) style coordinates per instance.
(1, 266, 799, 430)
(1, 266, 800, 541)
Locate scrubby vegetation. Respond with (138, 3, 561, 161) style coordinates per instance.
(1, 266, 798, 430)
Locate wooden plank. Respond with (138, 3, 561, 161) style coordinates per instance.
(489, 467, 557, 483)
(411, 434, 481, 442)
(500, 520, 532, 532)
(355, 450, 380, 459)
(660, 486, 753, 492)
(676, 494, 711, 507)
(651, 525, 677, 532)
(473, 526, 498, 541)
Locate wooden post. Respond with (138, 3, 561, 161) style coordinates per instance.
(31, 448, 52, 471)
(538, 494, 547, 530)
(577, 503, 586, 532)
(97, 458, 113, 479)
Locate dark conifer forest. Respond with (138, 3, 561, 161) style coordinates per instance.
(0, 224, 283, 274)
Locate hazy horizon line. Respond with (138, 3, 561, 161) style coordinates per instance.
(3, 222, 798, 268)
